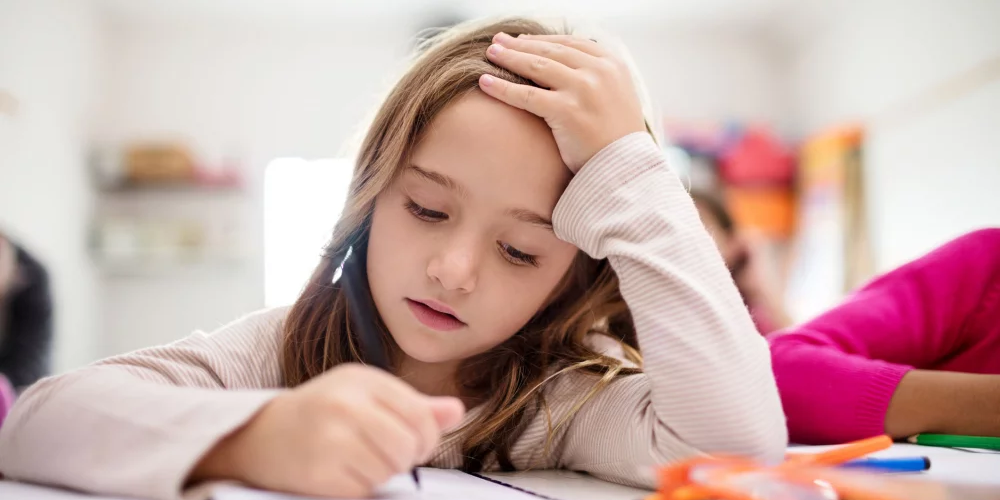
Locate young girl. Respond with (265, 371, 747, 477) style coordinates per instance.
(0, 18, 785, 499)
(770, 228, 1000, 444)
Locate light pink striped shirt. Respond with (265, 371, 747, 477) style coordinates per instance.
(0, 133, 786, 500)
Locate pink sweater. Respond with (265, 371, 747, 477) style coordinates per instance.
(769, 228, 1000, 444)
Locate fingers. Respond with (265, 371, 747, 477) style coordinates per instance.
(370, 376, 445, 462)
(478, 74, 557, 117)
(303, 452, 371, 498)
(516, 34, 607, 58)
(492, 32, 595, 70)
(340, 438, 396, 492)
(486, 41, 575, 89)
(353, 403, 420, 474)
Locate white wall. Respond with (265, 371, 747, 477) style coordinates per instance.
(789, 0, 1000, 271)
(620, 25, 790, 131)
(93, 18, 417, 355)
(0, 0, 105, 371)
(93, 16, 790, 357)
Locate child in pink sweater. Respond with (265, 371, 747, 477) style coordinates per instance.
(770, 228, 1000, 444)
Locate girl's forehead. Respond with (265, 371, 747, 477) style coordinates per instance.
(410, 92, 570, 206)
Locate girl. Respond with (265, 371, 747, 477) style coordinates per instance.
(770, 228, 1000, 444)
(0, 18, 785, 499)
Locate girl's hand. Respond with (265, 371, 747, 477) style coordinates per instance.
(479, 32, 647, 173)
(190, 364, 465, 498)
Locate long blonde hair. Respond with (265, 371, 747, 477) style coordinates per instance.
(282, 17, 643, 472)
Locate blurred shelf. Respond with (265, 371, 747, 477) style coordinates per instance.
(96, 256, 245, 278)
(96, 182, 247, 196)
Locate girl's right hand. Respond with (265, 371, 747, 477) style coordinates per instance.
(189, 363, 466, 497)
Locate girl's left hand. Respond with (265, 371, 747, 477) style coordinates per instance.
(479, 32, 647, 173)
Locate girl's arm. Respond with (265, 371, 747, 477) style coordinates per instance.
(553, 133, 787, 486)
(768, 228, 1000, 444)
(0, 308, 288, 499)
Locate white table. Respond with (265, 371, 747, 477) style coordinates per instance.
(2, 444, 999, 499)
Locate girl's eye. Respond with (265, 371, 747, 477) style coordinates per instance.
(405, 199, 448, 222)
(498, 242, 538, 267)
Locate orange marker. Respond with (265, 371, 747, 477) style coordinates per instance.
(785, 435, 893, 468)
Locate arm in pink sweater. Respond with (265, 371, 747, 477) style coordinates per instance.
(769, 228, 1000, 444)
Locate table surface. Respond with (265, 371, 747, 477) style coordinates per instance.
(2, 443, 998, 499)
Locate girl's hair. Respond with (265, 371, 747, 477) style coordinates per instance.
(281, 17, 643, 472)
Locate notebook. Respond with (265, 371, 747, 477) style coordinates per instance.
(212, 468, 541, 500)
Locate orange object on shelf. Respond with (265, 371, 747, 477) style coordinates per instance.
(723, 186, 796, 239)
(124, 144, 195, 184)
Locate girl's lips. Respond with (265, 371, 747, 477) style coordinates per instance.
(406, 299, 466, 331)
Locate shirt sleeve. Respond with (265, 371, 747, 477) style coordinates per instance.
(0, 307, 290, 500)
(552, 133, 787, 487)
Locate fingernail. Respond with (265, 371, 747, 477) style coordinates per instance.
(479, 75, 495, 87)
(487, 44, 503, 56)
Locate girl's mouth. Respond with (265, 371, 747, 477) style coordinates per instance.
(406, 299, 466, 331)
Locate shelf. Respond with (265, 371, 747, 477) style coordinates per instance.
(96, 255, 245, 278)
(96, 182, 246, 196)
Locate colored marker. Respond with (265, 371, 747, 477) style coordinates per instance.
(787, 435, 893, 467)
(841, 456, 931, 473)
(907, 433, 1000, 451)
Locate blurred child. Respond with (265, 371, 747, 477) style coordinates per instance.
(691, 191, 791, 334)
(770, 228, 1000, 444)
(0, 233, 53, 392)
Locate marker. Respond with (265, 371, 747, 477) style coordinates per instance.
(908, 433, 1000, 451)
(841, 456, 931, 473)
(787, 435, 893, 467)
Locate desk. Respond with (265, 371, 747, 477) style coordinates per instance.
(2, 444, 999, 499)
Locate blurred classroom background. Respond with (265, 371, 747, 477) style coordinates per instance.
(1, 0, 998, 373)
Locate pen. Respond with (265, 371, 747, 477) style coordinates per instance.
(339, 247, 421, 490)
(840, 456, 931, 473)
(908, 433, 1000, 451)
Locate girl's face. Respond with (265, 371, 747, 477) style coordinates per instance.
(367, 91, 579, 367)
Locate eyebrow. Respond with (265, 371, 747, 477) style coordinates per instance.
(408, 164, 467, 198)
(506, 207, 553, 231)
(407, 164, 554, 232)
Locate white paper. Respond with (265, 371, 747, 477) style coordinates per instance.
(212, 468, 541, 500)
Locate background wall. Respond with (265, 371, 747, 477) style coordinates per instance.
(788, 0, 1000, 270)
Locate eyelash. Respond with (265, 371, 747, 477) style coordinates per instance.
(404, 198, 448, 221)
(404, 198, 539, 267)
(498, 242, 538, 267)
